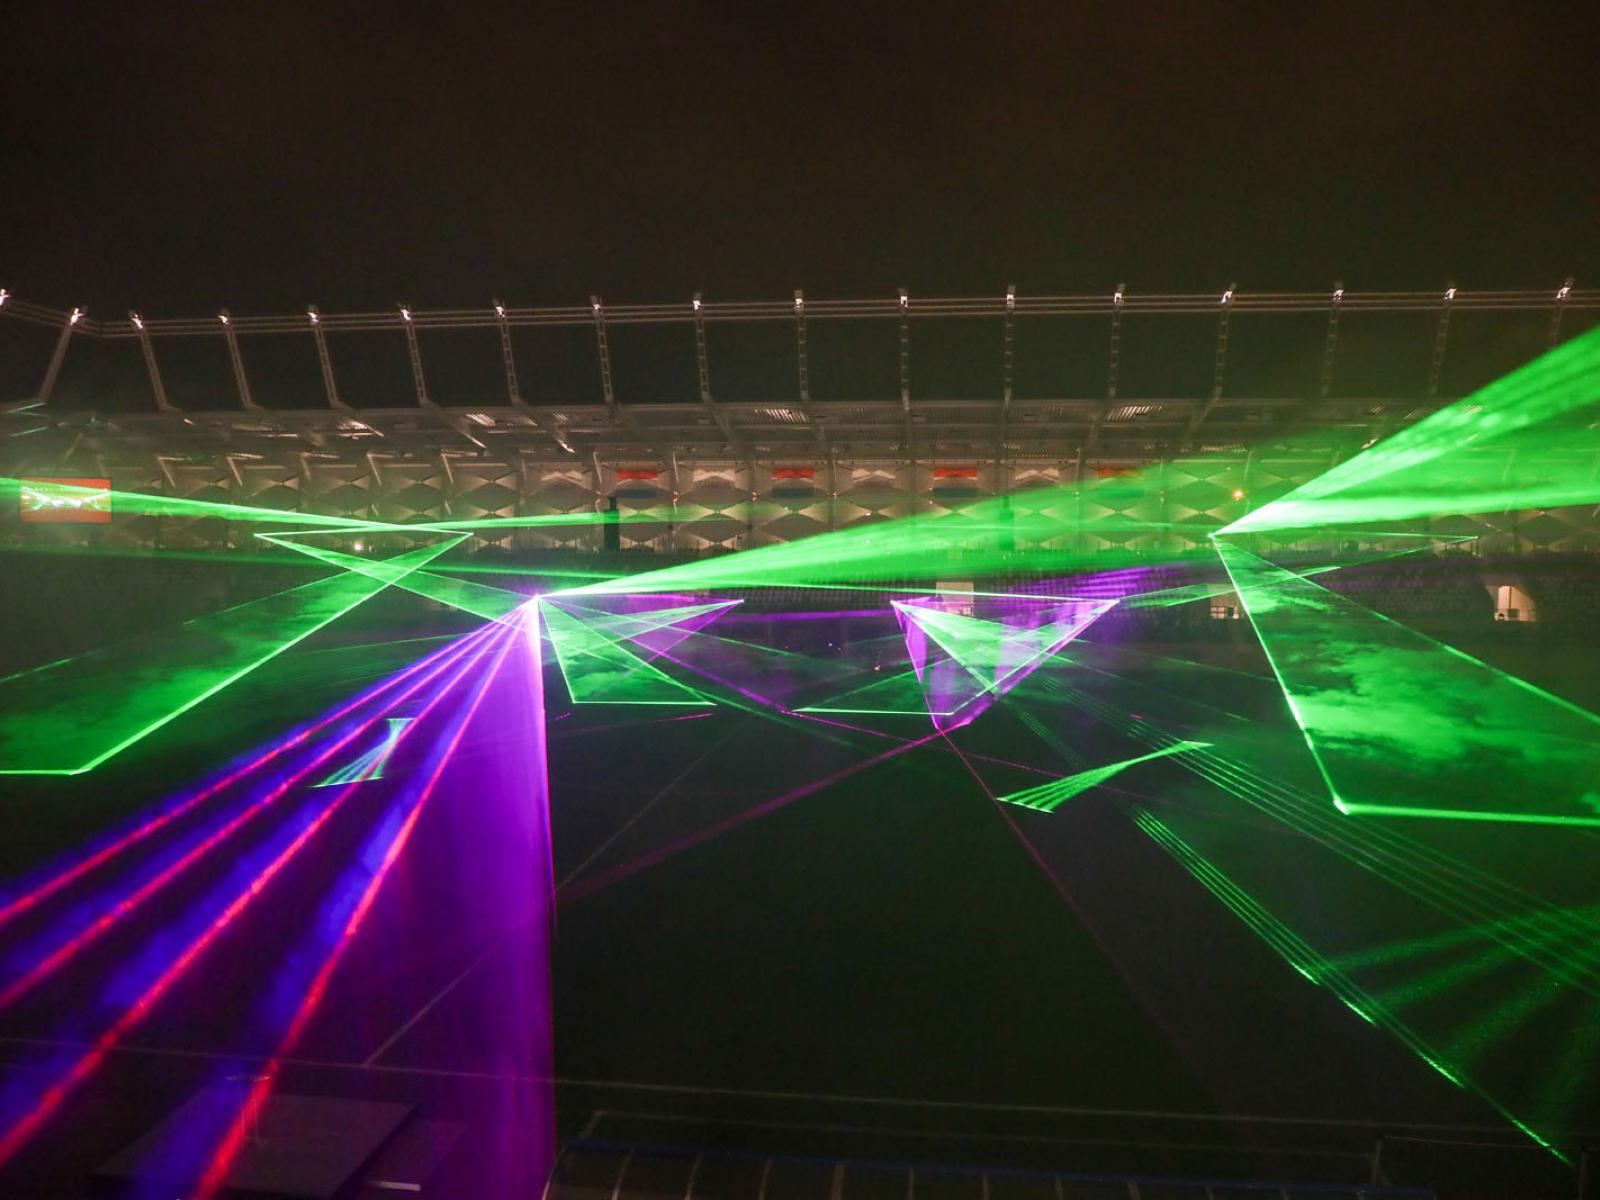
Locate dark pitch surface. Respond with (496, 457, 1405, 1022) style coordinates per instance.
(0, 593, 1579, 1196)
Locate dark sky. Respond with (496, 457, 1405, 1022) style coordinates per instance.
(2, 1, 1598, 316)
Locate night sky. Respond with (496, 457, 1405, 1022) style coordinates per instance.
(4, 2, 1598, 318)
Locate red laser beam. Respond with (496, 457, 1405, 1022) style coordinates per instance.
(0, 624, 499, 1015)
(194, 620, 519, 1198)
(0, 627, 490, 933)
(558, 729, 940, 903)
(0, 624, 510, 1169)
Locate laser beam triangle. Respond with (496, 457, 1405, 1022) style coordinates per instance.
(536, 598, 731, 706)
(1216, 537, 1600, 825)
(891, 595, 1116, 731)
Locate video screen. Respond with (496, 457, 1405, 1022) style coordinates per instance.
(19, 477, 113, 523)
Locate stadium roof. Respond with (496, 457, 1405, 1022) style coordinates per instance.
(3, 285, 1595, 470)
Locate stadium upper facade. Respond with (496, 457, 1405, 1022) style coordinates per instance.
(2, 284, 1595, 555)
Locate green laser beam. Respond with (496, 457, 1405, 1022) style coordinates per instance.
(537, 600, 718, 706)
(0, 536, 463, 774)
(313, 717, 412, 787)
(1331, 906, 1600, 973)
(1223, 324, 1600, 534)
(1, 477, 400, 531)
(1043, 680, 1600, 994)
(553, 486, 1229, 597)
(798, 667, 966, 717)
(1215, 538, 1600, 826)
(1131, 806, 1568, 1162)
(259, 534, 529, 623)
(998, 742, 1211, 811)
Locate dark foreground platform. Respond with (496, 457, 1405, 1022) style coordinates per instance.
(91, 1090, 419, 1199)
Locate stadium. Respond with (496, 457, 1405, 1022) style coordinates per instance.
(2, 281, 1598, 1198)
(3, 6, 1600, 1199)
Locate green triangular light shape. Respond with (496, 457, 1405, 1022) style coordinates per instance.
(0, 535, 463, 775)
(259, 534, 527, 623)
(537, 599, 727, 706)
(1215, 538, 1600, 826)
(890, 597, 1115, 728)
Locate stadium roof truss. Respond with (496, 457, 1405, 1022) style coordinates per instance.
(2, 284, 1594, 476)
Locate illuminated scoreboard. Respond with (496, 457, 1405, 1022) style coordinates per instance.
(19, 477, 113, 523)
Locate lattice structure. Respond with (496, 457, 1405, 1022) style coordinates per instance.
(3, 285, 1597, 554)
